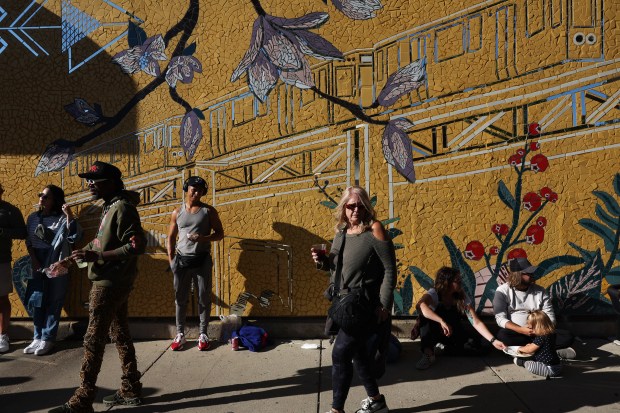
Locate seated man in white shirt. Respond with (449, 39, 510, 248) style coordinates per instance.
(493, 257, 576, 359)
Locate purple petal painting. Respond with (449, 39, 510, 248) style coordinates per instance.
(180, 111, 203, 161)
(331, 0, 382, 20)
(378, 57, 427, 107)
(382, 119, 416, 182)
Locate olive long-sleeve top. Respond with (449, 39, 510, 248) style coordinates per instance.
(326, 230, 397, 311)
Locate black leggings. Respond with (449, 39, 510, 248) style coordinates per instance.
(419, 304, 485, 355)
(331, 320, 390, 410)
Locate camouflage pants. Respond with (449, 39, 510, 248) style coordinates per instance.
(68, 284, 141, 410)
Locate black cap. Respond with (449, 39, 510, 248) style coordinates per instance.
(185, 176, 207, 191)
(509, 257, 538, 274)
(78, 161, 122, 181)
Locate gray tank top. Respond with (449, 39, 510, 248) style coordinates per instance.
(176, 203, 212, 256)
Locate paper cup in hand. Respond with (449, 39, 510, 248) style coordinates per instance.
(312, 243, 327, 257)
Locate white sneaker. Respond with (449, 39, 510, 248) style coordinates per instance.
(556, 347, 576, 360)
(24, 339, 42, 354)
(34, 340, 54, 356)
(0, 334, 9, 353)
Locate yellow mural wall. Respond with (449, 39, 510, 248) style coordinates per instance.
(1, 0, 618, 318)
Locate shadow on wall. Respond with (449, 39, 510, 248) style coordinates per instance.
(228, 222, 331, 316)
(0, 1, 137, 157)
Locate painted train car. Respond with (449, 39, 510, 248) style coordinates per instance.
(60, 0, 611, 199)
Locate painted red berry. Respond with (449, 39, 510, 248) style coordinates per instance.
(537, 217, 547, 227)
(526, 226, 545, 245)
(540, 187, 553, 199)
(464, 241, 485, 260)
(508, 154, 522, 166)
(517, 149, 526, 157)
(530, 154, 549, 172)
(528, 123, 541, 137)
(530, 142, 540, 151)
(549, 192, 559, 203)
(489, 246, 499, 255)
(492, 224, 509, 235)
(523, 192, 542, 211)
(508, 248, 528, 260)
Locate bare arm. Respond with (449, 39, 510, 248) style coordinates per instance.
(167, 208, 179, 263)
(416, 293, 452, 337)
(466, 305, 506, 350)
(518, 342, 540, 355)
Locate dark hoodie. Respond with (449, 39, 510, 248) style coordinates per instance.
(87, 190, 145, 288)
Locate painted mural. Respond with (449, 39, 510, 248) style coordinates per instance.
(1, 0, 618, 319)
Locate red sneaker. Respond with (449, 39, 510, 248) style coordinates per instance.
(197, 334, 210, 351)
(170, 333, 186, 351)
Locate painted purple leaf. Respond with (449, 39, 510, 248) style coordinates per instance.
(382, 119, 415, 183)
(166, 55, 203, 88)
(231, 18, 264, 82)
(248, 53, 280, 102)
(332, 0, 382, 20)
(64, 98, 101, 126)
(35, 140, 75, 176)
(180, 111, 203, 161)
(262, 21, 302, 71)
(293, 30, 344, 60)
(281, 61, 314, 89)
(112, 34, 167, 77)
(378, 58, 427, 107)
(267, 12, 329, 30)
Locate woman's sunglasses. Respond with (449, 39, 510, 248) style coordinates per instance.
(345, 203, 364, 211)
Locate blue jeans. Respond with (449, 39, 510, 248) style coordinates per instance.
(33, 273, 69, 341)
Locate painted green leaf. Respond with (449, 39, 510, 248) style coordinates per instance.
(410, 266, 433, 291)
(568, 242, 596, 261)
(593, 190, 620, 216)
(370, 195, 377, 207)
(579, 218, 615, 252)
(320, 200, 337, 209)
(128, 21, 147, 47)
(614, 173, 620, 198)
(394, 243, 404, 250)
(381, 217, 401, 226)
(547, 252, 604, 315)
(442, 236, 476, 304)
(595, 204, 619, 230)
(393, 290, 404, 315)
(387, 228, 403, 239)
(402, 274, 414, 314)
(532, 255, 584, 280)
(498, 180, 516, 210)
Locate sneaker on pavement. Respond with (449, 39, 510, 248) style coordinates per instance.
(197, 333, 210, 351)
(24, 339, 42, 354)
(513, 357, 524, 367)
(35, 340, 54, 356)
(0, 334, 9, 353)
(556, 347, 576, 360)
(415, 353, 435, 370)
(434, 342, 445, 356)
(355, 395, 389, 413)
(103, 391, 142, 406)
(170, 333, 186, 351)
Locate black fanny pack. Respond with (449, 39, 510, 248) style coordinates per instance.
(176, 253, 206, 269)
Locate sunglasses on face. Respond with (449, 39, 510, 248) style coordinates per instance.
(345, 203, 364, 211)
(38, 193, 49, 200)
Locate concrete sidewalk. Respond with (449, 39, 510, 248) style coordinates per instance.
(1, 336, 619, 413)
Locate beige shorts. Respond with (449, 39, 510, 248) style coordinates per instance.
(0, 262, 13, 297)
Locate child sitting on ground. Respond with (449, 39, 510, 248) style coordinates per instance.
(514, 310, 562, 377)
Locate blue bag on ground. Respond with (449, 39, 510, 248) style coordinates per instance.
(232, 326, 268, 352)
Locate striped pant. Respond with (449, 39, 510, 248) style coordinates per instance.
(523, 360, 562, 377)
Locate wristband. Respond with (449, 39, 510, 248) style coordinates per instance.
(490, 337, 496, 344)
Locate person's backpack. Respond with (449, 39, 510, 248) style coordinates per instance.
(232, 325, 268, 352)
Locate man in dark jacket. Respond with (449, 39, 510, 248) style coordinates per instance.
(50, 161, 145, 413)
